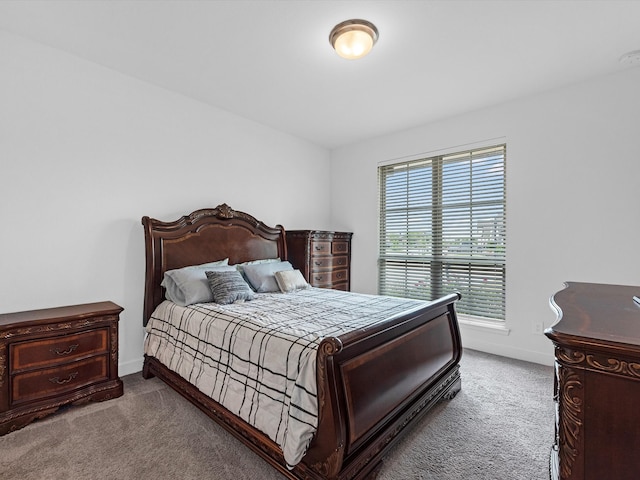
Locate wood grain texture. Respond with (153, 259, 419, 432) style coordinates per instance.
(0, 301, 123, 435)
(285, 230, 352, 291)
(547, 282, 640, 480)
(142, 204, 463, 480)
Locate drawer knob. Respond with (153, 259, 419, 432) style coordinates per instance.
(49, 372, 79, 385)
(315, 245, 324, 251)
(51, 344, 79, 356)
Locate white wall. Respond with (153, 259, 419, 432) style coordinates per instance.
(0, 30, 331, 375)
(3, 28, 639, 373)
(330, 67, 640, 365)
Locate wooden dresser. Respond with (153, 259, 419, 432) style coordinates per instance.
(0, 301, 123, 435)
(286, 230, 352, 291)
(545, 282, 640, 480)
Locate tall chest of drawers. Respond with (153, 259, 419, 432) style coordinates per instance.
(286, 230, 352, 291)
(0, 301, 123, 435)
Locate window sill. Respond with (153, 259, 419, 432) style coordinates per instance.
(458, 314, 510, 335)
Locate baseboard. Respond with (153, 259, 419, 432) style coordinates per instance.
(462, 338, 555, 366)
(119, 357, 144, 377)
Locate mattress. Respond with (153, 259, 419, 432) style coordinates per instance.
(144, 287, 425, 466)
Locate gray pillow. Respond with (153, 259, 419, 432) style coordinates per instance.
(242, 261, 293, 293)
(234, 258, 281, 282)
(161, 259, 231, 306)
(205, 270, 256, 305)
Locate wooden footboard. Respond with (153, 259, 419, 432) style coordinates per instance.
(143, 292, 461, 480)
(301, 292, 462, 480)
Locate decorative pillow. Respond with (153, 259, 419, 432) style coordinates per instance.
(161, 259, 231, 306)
(205, 270, 255, 305)
(242, 261, 294, 293)
(275, 269, 310, 293)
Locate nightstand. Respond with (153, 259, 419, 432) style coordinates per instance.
(0, 301, 123, 435)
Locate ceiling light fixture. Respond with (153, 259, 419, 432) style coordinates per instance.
(329, 19, 378, 60)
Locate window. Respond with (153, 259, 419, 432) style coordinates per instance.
(378, 144, 506, 321)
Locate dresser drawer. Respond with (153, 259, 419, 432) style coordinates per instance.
(311, 255, 349, 271)
(311, 269, 349, 286)
(11, 355, 109, 405)
(310, 241, 332, 255)
(10, 328, 109, 372)
(331, 241, 350, 254)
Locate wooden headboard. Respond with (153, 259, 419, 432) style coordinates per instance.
(141, 203, 287, 325)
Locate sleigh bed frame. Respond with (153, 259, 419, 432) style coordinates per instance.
(141, 203, 462, 480)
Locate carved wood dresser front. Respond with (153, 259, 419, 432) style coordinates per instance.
(546, 282, 640, 480)
(285, 230, 352, 291)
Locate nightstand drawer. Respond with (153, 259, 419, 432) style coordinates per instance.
(11, 355, 109, 405)
(10, 328, 109, 372)
(311, 255, 349, 271)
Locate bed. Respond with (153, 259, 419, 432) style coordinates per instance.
(141, 203, 462, 480)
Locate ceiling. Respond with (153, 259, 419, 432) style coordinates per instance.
(1, 1, 639, 149)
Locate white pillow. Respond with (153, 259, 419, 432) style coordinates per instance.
(275, 269, 310, 293)
(161, 259, 231, 306)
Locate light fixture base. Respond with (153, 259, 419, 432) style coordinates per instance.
(329, 19, 379, 60)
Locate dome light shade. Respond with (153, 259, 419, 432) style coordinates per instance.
(329, 19, 378, 60)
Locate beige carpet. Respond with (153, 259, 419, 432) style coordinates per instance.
(0, 349, 554, 479)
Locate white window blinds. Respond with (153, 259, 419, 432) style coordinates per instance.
(378, 144, 506, 321)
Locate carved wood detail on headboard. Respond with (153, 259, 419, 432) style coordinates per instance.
(141, 204, 287, 325)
